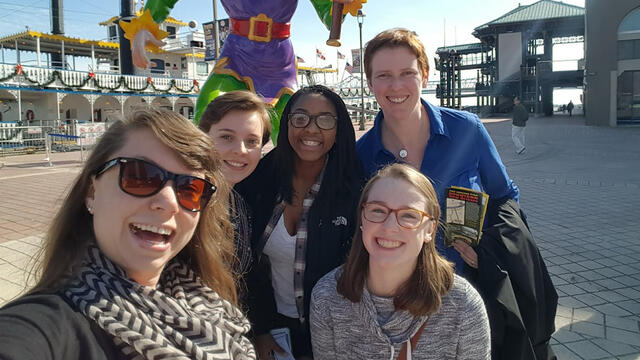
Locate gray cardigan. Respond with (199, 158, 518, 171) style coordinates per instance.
(310, 267, 490, 360)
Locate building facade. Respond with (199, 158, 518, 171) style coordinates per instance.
(585, 0, 640, 126)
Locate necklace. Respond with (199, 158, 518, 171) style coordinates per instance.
(398, 149, 408, 159)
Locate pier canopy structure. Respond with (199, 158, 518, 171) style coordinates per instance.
(435, 42, 494, 112)
(436, 0, 585, 116)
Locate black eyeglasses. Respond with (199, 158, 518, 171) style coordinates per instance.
(95, 157, 216, 212)
(288, 112, 337, 130)
(362, 202, 433, 229)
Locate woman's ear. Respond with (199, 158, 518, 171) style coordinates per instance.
(85, 177, 96, 215)
(422, 220, 436, 243)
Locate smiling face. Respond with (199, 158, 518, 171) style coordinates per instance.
(361, 176, 435, 275)
(287, 93, 337, 165)
(208, 110, 264, 185)
(368, 46, 427, 122)
(86, 128, 201, 286)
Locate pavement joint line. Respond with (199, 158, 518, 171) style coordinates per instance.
(0, 259, 28, 272)
(0, 167, 81, 181)
(0, 243, 38, 259)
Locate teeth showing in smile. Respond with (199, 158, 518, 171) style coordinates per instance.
(388, 96, 409, 104)
(131, 223, 172, 236)
(225, 160, 246, 168)
(376, 238, 402, 249)
(302, 140, 321, 146)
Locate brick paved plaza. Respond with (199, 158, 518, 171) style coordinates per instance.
(0, 115, 639, 359)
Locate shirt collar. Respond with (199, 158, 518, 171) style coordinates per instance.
(371, 98, 451, 155)
(421, 98, 450, 139)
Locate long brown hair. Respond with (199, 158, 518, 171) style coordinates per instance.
(29, 108, 238, 304)
(337, 164, 453, 316)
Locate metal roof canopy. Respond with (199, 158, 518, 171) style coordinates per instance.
(436, 43, 485, 55)
(0, 31, 118, 59)
(99, 9, 188, 27)
(473, 0, 585, 39)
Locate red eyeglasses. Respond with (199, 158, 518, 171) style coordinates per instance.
(95, 157, 216, 212)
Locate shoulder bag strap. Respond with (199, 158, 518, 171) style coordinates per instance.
(397, 319, 428, 360)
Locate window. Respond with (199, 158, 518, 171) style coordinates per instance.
(618, 40, 635, 60)
(166, 26, 176, 39)
(619, 7, 640, 34)
(617, 39, 640, 60)
(617, 71, 640, 120)
(108, 25, 117, 40)
(196, 62, 208, 76)
(617, 7, 640, 61)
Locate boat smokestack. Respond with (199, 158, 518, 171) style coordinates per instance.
(50, 0, 64, 34)
(119, 0, 136, 75)
(50, 0, 64, 67)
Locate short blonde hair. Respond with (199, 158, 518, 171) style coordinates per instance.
(364, 28, 430, 80)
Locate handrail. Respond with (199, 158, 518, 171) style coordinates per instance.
(0, 63, 199, 94)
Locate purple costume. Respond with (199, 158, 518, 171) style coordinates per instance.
(217, 0, 298, 104)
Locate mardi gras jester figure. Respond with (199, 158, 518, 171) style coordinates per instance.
(121, 0, 365, 140)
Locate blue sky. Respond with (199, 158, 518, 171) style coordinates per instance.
(1, 0, 585, 76)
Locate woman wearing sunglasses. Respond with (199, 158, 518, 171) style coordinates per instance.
(0, 108, 255, 359)
(199, 91, 272, 288)
(310, 164, 490, 360)
(237, 85, 363, 359)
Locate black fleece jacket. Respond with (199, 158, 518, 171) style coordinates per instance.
(236, 150, 362, 336)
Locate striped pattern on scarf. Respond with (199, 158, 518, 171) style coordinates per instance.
(64, 245, 256, 360)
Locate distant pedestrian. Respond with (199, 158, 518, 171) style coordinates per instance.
(567, 101, 574, 117)
(512, 97, 528, 155)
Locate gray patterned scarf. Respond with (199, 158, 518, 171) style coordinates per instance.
(64, 245, 256, 360)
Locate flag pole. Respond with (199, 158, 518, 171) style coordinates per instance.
(336, 49, 339, 84)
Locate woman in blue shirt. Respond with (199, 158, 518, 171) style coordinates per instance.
(355, 28, 559, 360)
(356, 28, 519, 273)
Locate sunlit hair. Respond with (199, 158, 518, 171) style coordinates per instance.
(337, 163, 453, 316)
(364, 28, 430, 81)
(30, 107, 238, 304)
(199, 90, 272, 146)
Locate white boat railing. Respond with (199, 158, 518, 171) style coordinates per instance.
(0, 63, 199, 94)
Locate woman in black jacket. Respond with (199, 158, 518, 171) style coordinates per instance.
(237, 85, 363, 359)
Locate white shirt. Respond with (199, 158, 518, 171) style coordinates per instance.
(263, 214, 298, 318)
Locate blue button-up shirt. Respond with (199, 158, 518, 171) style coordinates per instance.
(356, 99, 519, 272)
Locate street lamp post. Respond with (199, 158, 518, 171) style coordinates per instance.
(212, 0, 220, 59)
(357, 10, 366, 131)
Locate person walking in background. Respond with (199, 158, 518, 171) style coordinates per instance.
(567, 100, 574, 117)
(310, 164, 490, 360)
(512, 97, 528, 155)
